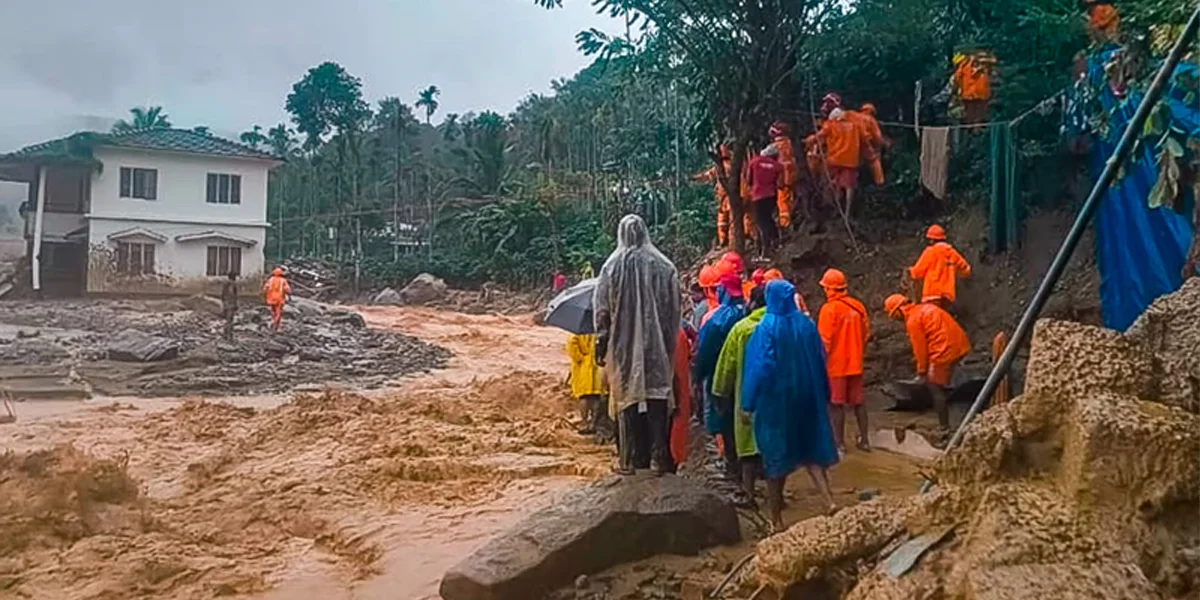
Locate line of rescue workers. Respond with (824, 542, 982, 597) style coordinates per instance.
(566, 215, 972, 530)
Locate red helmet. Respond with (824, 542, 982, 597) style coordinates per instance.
(719, 252, 745, 277)
(926, 224, 947, 241)
(698, 264, 720, 288)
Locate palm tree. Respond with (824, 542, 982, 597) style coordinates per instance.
(416, 85, 440, 124)
(240, 125, 267, 148)
(266, 124, 296, 158)
(112, 106, 172, 133)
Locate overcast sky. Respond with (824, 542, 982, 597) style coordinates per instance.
(0, 0, 615, 152)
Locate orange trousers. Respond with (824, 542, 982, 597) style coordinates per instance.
(269, 303, 284, 331)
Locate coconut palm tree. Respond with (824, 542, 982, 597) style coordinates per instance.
(416, 85, 440, 124)
(112, 106, 171, 133)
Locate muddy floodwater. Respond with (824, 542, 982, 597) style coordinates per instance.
(1, 305, 927, 600)
(1, 307, 612, 600)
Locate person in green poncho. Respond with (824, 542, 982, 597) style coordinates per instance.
(711, 286, 767, 501)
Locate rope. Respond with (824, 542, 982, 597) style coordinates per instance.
(780, 87, 1064, 132)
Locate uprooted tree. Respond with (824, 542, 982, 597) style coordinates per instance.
(537, 0, 840, 253)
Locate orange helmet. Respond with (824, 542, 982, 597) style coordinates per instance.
(272, 267, 284, 276)
(763, 268, 784, 282)
(698, 264, 720, 288)
(925, 224, 947, 241)
(861, 103, 877, 116)
(885, 294, 909, 318)
(819, 268, 848, 290)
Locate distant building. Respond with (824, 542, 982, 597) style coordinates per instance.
(0, 129, 281, 296)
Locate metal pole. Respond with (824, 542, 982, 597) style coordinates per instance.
(922, 4, 1200, 493)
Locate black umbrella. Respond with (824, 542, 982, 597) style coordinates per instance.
(544, 278, 598, 334)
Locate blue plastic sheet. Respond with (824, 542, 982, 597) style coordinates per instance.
(1088, 49, 1195, 331)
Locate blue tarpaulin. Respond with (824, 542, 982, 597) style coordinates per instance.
(1088, 49, 1195, 331)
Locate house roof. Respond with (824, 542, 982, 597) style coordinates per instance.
(175, 230, 259, 247)
(0, 128, 280, 164)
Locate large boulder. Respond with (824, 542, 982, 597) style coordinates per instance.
(439, 474, 739, 600)
(106, 329, 179, 362)
(400, 273, 448, 305)
(371, 287, 403, 306)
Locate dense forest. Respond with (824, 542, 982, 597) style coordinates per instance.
(149, 0, 1193, 290)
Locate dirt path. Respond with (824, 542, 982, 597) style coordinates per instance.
(0, 307, 608, 600)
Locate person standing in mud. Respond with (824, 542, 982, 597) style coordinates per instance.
(263, 267, 291, 332)
(741, 279, 839, 528)
(594, 214, 681, 476)
(221, 271, 239, 342)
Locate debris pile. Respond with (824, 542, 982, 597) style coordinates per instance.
(750, 279, 1200, 599)
(280, 257, 341, 299)
(0, 299, 451, 396)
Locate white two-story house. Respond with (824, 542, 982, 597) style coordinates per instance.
(0, 128, 281, 296)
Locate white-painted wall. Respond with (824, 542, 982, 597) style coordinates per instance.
(83, 147, 274, 294)
(86, 218, 266, 293)
(91, 147, 271, 226)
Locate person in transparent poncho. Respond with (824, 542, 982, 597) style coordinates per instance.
(594, 215, 681, 475)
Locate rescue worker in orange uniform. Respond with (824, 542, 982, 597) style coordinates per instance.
(769, 121, 798, 230)
(1082, 0, 1120, 44)
(908, 224, 972, 309)
(263, 267, 292, 332)
(885, 294, 971, 432)
(697, 147, 756, 248)
(807, 105, 869, 217)
(952, 52, 997, 124)
(697, 264, 721, 322)
(816, 269, 870, 453)
(847, 104, 887, 186)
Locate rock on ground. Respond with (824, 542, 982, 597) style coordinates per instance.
(371, 287, 403, 305)
(106, 328, 180, 362)
(180, 294, 224, 317)
(439, 474, 740, 600)
(401, 273, 448, 305)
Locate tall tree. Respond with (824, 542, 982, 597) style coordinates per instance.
(240, 125, 268, 148)
(416, 85, 441, 124)
(112, 106, 172, 133)
(538, 0, 839, 252)
(286, 62, 371, 150)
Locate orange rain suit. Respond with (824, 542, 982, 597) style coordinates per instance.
(817, 289, 870, 379)
(909, 241, 972, 304)
(263, 272, 291, 330)
(900, 303, 971, 386)
(846, 110, 885, 185)
(702, 156, 755, 247)
(808, 117, 865, 169)
(773, 134, 797, 228)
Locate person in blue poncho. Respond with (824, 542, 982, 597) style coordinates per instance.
(742, 279, 839, 529)
(692, 272, 746, 477)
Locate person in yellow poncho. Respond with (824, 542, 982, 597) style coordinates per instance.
(711, 286, 766, 503)
(566, 333, 606, 435)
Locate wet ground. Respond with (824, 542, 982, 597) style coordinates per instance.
(0, 304, 928, 600)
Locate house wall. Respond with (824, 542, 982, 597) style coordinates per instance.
(87, 218, 266, 295)
(84, 148, 273, 295)
(90, 148, 270, 226)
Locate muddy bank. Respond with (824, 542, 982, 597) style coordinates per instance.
(0, 299, 450, 397)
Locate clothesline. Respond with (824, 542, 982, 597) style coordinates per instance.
(778, 88, 1064, 132)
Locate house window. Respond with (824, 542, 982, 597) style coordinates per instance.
(115, 242, 155, 275)
(206, 173, 241, 204)
(206, 246, 242, 276)
(119, 168, 157, 200)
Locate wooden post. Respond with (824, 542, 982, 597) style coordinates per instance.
(31, 166, 47, 293)
(990, 331, 1010, 407)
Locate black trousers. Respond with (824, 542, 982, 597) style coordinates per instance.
(753, 198, 779, 252)
(617, 399, 671, 472)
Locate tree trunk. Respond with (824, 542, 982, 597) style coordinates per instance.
(719, 138, 749, 255)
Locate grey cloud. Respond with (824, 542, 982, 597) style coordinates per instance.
(0, 0, 612, 152)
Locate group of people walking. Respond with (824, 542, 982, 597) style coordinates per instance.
(565, 214, 974, 531)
